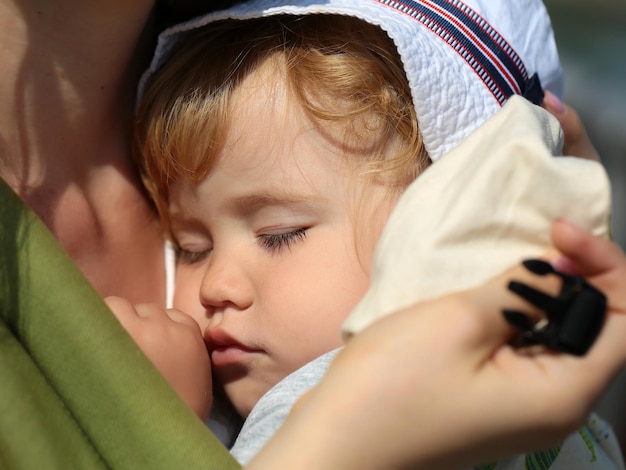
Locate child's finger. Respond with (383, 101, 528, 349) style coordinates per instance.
(103, 296, 159, 340)
(134, 302, 173, 319)
(165, 308, 202, 330)
(104, 295, 140, 324)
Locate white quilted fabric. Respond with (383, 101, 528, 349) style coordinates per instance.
(139, 0, 563, 161)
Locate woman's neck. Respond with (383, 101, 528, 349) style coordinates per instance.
(0, 0, 155, 176)
(0, 0, 166, 304)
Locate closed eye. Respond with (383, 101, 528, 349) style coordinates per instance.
(176, 246, 211, 265)
(257, 228, 308, 253)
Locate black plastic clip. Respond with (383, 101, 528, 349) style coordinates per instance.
(521, 72, 545, 106)
(502, 259, 607, 356)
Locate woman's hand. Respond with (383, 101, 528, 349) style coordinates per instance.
(105, 297, 213, 421)
(543, 91, 600, 162)
(249, 221, 626, 470)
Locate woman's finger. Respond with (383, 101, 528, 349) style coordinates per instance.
(542, 91, 600, 162)
(551, 218, 626, 278)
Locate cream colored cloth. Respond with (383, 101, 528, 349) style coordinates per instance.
(342, 95, 611, 337)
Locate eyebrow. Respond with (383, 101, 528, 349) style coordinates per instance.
(229, 188, 324, 215)
(168, 187, 324, 231)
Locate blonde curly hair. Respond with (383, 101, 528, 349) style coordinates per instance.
(134, 14, 430, 234)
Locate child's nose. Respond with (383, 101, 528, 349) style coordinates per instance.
(199, 253, 253, 314)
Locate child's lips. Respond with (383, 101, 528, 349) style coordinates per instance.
(204, 328, 261, 367)
(211, 345, 258, 367)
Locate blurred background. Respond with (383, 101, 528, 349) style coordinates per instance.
(544, 0, 626, 450)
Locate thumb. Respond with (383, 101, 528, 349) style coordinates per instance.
(551, 218, 624, 277)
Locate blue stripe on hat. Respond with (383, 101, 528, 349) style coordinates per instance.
(375, 0, 542, 105)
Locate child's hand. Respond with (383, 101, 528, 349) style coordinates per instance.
(105, 297, 213, 421)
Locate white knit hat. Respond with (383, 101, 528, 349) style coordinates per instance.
(139, 0, 563, 161)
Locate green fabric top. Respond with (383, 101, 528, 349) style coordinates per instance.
(0, 179, 240, 469)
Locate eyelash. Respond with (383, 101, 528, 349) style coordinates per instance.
(258, 228, 308, 253)
(176, 247, 210, 265)
(175, 228, 308, 263)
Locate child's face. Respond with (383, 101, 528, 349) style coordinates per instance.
(170, 60, 396, 417)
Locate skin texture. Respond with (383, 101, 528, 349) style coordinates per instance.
(105, 22, 616, 458)
(6, 0, 626, 468)
(104, 295, 214, 420)
(170, 58, 395, 417)
(0, 0, 166, 304)
(543, 91, 600, 162)
(247, 219, 626, 470)
(108, 215, 626, 468)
